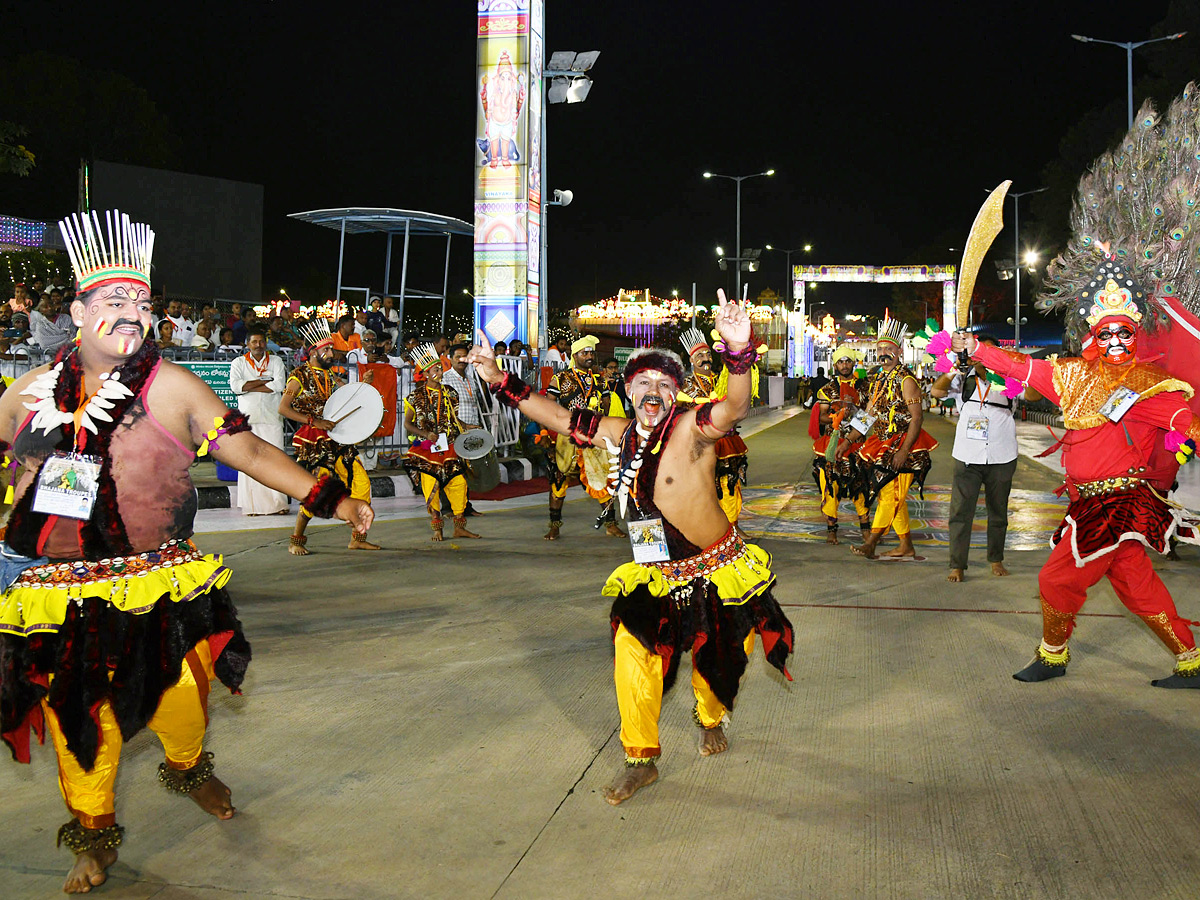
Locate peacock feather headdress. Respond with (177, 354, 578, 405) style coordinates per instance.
(1037, 83, 1200, 351)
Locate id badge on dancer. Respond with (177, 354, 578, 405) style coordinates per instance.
(31, 451, 102, 520)
(1099, 386, 1140, 422)
(848, 412, 876, 437)
(431, 433, 449, 452)
(966, 415, 990, 441)
(628, 517, 670, 564)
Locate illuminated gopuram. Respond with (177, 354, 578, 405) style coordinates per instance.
(473, 0, 544, 351)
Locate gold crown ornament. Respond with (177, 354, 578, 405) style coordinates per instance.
(680, 327, 709, 357)
(411, 342, 442, 372)
(58, 210, 155, 292)
(1078, 256, 1145, 328)
(298, 317, 334, 350)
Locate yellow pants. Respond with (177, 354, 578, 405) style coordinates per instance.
(613, 623, 755, 760)
(43, 640, 214, 828)
(718, 482, 743, 524)
(872, 472, 914, 535)
(301, 456, 371, 520)
(817, 468, 868, 518)
(420, 473, 468, 517)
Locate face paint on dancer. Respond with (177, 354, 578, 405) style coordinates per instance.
(628, 369, 678, 428)
(424, 361, 443, 385)
(1093, 318, 1137, 365)
(691, 348, 713, 375)
(876, 341, 901, 369)
(71, 279, 153, 360)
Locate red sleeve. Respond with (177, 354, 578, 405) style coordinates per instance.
(1129, 390, 1200, 439)
(972, 343, 1060, 404)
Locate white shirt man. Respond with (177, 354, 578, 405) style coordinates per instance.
(949, 372, 1019, 465)
(162, 301, 196, 348)
(228, 332, 289, 514)
(29, 305, 74, 352)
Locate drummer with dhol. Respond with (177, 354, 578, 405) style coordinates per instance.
(403, 342, 481, 542)
(279, 318, 382, 554)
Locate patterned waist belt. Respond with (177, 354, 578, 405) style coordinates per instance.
(1072, 476, 1146, 500)
(15, 539, 202, 591)
(653, 528, 746, 582)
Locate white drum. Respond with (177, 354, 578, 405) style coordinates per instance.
(453, 429, 495, 460)
(323, 382, 385, 445)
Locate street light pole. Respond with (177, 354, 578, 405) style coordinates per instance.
(1071, 32, 1187, 127)
(1009, 187, 1046, 348)
(704, 169, 774, 300)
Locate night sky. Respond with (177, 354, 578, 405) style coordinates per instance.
(5, 0, 1193, 326)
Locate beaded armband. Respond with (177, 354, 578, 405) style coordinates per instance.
(302, 473, 351, 519)
(196, 410, 252, 456)
(57, 819, 124, 854)
(721, 341, 758, 375)
(490, 371, 532, 409)
(568, 408, 602, 447)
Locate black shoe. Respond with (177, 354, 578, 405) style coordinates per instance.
(1013, 657, 1067, 683)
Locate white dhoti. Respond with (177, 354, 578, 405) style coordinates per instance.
(238, 421, 289, 514)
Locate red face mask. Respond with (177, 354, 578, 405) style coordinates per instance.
(1092, 319, 1137, 365)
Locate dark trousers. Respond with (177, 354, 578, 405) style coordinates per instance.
(948, 457, 1017, 570)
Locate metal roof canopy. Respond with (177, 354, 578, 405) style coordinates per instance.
(288, 208, 472, 333)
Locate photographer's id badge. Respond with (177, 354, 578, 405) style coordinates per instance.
(966, 415, 990, 441)
(627, 517, 670, 564)
(31, 451, 102, 520)
(848, 412, 877, 437)
(431, 433, 449, 453)
(1099, 385, 1140, 423)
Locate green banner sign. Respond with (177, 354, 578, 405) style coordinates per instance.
(177, 360, 235, 407)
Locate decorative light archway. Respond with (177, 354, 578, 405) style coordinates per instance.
(786, 264, 957, 375)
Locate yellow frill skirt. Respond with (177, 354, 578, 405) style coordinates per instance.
(601, 540, 774, 607)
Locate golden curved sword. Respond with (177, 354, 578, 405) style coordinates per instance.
(957, 180, 1011, 329)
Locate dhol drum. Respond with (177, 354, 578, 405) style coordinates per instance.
(455, 429, 501, 494)
(323, 382, 385, 445)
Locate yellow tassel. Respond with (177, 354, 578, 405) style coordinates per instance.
(3, 484, 12, 504)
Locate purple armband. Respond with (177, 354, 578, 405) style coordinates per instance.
(568, 408, 602, 447)
(721, 342, 758, 375)
(489, 371, 532, 408)
(301, 474, 351, 519)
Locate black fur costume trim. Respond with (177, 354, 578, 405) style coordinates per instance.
(568, 408, 602, 447)
(609, 580, 793, 710)
(1, 585, 250, 771)
(301, 473, 350, 519)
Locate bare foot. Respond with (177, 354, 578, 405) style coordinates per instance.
(431, 529, 444, 542)
(698, 725, 729, 756)
(947, 568, 964, 583)
(852, 543, 878, 559)
(825, 522, 839, 545)
(288, 536, 309, 556)
(189, 775, 235, 820)
(348, 537, 382, 550)
(602, 763, 658, 805)
(452, 523, 481, 539)
(884, 537, 916, 558)
(991, 562, 1010, 576)
(64, 849, 117, 893)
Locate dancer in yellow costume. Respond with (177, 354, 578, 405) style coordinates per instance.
(403, 342, 481, 542)
(0, 210, 372, 893)
(809, 344, 872, 544)
(279, 317, 380, 555)
(544, 335, 625, 539)
(466, 290, 793, 807)
(852, 319, 937, 559)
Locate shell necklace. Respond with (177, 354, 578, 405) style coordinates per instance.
(21, 361, 135, 439)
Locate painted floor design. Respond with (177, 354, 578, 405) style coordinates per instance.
(740, 481, 1068, 549)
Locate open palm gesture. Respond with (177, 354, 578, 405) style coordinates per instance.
(713, 288, 751, 348)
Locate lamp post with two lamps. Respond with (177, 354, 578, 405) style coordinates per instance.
(703, 169, 775, 300)
(985, 186, 1047, 347)
(1071, 31, 1187, 128)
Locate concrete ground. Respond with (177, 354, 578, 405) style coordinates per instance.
(6, 410, 1200, 899)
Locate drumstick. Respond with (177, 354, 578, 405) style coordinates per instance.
(330, 405, 361, 426)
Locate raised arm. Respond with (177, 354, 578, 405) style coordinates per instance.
(953, 332, 1060, 404)
(466, 332, 627, 446)
(697, 289, 753, 439)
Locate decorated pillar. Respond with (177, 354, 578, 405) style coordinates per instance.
(474, 0, 542, 350)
